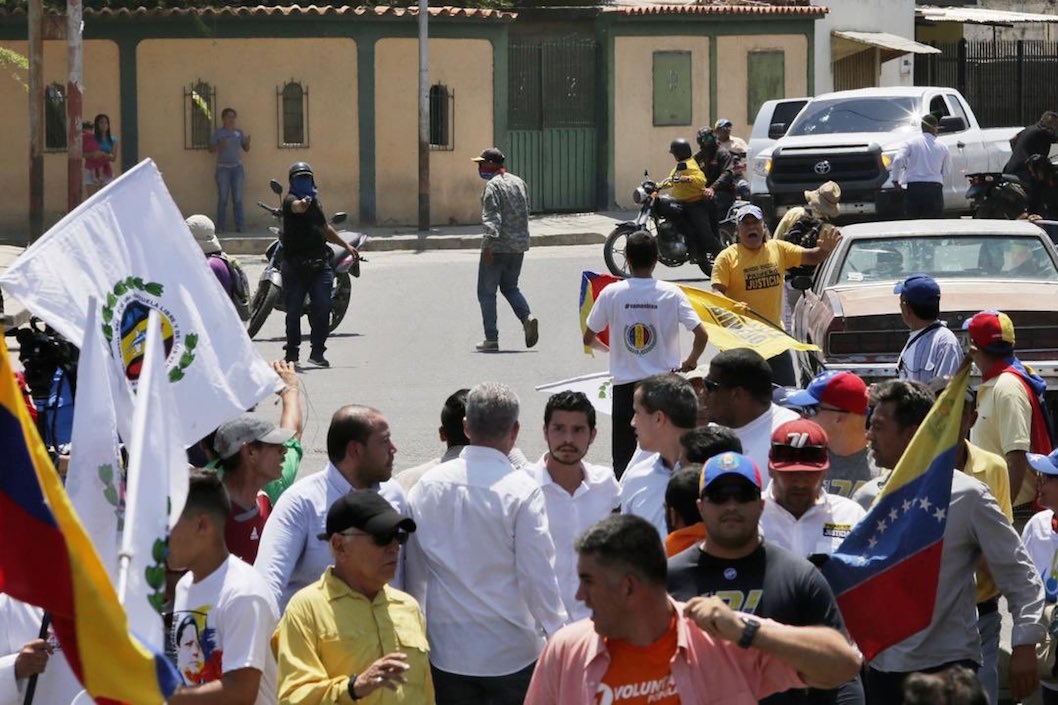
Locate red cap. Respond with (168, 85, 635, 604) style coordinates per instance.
(786, 370, 868, 416)
(769, 419, 830, 472)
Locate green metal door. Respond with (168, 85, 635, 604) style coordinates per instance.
(507, 38, 597, 213)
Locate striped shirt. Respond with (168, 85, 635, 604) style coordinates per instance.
(897, 322, 963, 384)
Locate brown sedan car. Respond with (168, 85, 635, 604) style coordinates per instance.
(790, 219, 1058, 386)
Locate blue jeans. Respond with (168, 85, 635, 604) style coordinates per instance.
(215, 164, 245, 231)
(281, 260, 333, 360)
(477, 251, 530, 342)
(976, 606, 1001, 705)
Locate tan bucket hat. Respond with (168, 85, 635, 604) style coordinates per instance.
(805, 181, 841, 219)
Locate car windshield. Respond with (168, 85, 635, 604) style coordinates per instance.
(787, 97, 919, 136)
(834, 235, 1058, 284)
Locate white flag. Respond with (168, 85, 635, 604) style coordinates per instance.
(119, 309, 188, 651)
(66, 299, 129, 583)
(0, 159, 278, 446)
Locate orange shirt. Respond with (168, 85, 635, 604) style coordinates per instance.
(665, 523, 707, 557)
(598, 615, 680, 704)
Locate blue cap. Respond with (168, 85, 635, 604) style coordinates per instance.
(1028, 449, 1058, 477)
(894, 273, 941, 308)
(715, 118, 733, 129)
(700, 452, 763, 493)
(737, 204, 764, 223)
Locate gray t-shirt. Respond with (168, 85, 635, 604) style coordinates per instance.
(210, 127, 247, 167)
(824, 447, 877, 499)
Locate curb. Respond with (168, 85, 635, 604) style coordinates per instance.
(219, 230, 607, 256)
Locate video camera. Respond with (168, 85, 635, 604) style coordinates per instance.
(9, 318, 79, 400)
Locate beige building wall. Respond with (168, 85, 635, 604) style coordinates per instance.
(717, 34, 809, 136)
(137, 38, 358, 227)
(375, 38, 493, 225)
(613, 36, 710, 209)
(0, 39, 119, 232)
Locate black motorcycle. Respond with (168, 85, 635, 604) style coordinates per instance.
(965, 172, 1029, 219)
(246, 180, 367, 339)
(603, 174, 744, 279)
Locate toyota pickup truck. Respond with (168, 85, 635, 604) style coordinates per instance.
(750, 87, 1019, 223)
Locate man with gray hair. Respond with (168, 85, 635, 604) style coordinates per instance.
(406, 382, 569, 705)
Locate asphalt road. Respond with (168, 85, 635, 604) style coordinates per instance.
(243, 244, 711, 477)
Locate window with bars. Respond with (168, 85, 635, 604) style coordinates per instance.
(278, 81, 309, 148)
(429, 84, 454, 150)
(45, 82, 66, 151)
(184, 81, 216, 150)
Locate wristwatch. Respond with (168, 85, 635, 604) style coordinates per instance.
(348, 674, 362, 701)
(738, 616, 761, 649)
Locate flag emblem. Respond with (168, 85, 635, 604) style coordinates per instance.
(624, 322, 657, 355)
(103, 277, 197, 383)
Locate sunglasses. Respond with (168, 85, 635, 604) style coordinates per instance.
(703, 378, 723, 392)
(341, 529, 410, 547)
(702, 484, 760, 505)
(769, 443, 829, 466)
(801, 404, 844, 418)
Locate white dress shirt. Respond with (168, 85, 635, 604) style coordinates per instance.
(733, 404, 800, 487)
(405, 446, 569, 677)
(619, 452, 678, 539)
(253, 462, 407, 611)
(525, 458, 620, 621)
(759, 483, 866, 559)
(891, 132, 951, 185)
(0, 595, 87, 705)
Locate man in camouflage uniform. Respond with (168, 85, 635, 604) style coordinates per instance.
(472, 147, 539, 353)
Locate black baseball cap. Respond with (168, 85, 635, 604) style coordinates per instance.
(317, 490, 416, 541)
(472, 147, 506, 164)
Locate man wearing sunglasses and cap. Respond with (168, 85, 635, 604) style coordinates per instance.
(760, 419, 865, 562)
(668, 452, 866, 705)
(274, 490, 433, 704)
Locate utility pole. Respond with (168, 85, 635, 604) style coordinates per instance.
(67, 0, 83, 211)
(417, 0, 430, 232)
(28, 0, 43, 241)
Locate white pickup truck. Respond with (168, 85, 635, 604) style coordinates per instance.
(749, 86, 1019, 223)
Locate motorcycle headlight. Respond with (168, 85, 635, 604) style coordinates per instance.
(753, 157, 772, 177)
(633, 186, 647, 205)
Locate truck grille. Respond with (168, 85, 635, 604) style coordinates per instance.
(770, 153, 882, 185)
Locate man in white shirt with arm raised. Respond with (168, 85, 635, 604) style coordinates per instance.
(405, 382, 569, 705)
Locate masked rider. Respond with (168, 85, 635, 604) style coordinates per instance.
(693, 127, 738, 232)
(659, 138, 721, 266)
(280, 162, 359, 368)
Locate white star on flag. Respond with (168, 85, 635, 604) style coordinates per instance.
(889, 508, 899, 522)
(919, 497, 932, 512)
(902, 499, 913, 513)
(933, 508, 946, 522)
(876, 519, 888, 533)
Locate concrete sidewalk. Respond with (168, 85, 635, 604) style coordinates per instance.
(0, 210, 635, 329)
(219, 210, 634, 255)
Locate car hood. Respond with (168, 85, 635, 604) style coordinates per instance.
(773, 132, 915, 153)
(830, 280, 1058, 318)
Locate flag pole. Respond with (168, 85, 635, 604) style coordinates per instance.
(116, 308, 162, 605)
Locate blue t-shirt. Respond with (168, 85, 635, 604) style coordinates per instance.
(209, 127, 247, 167)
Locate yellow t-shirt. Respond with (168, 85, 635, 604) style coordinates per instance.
(666, 160, 708, 202)
(970, 372, 1034, 506)
(711, 240, 803, 326)
(961, 441, 1013, 602)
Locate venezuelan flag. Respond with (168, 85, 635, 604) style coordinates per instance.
(579, 271, 620, 353)
(0, 332, 179, 704)
(822, 361, 970, 661)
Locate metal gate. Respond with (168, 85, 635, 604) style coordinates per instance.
(507, 38, 597, 212)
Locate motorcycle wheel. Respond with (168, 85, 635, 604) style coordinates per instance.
(329, 273, 352, 332)
(603, 225, 638, 278)
(247, 281, 280, 339)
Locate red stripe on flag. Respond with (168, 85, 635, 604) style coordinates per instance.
(835, 541, 944, 662)
(0, 490, 75, 612)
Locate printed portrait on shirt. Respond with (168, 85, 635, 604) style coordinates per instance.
(171, 607, 223, 685)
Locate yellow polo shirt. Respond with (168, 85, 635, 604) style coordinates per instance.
(711, 240, 803, 326)
(961, 441, 1014, 603)
(273, 568, 434, 705)
(666, 159, 708, 202)
(971, 373, 1034, 506)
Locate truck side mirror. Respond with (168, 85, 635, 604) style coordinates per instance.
(768, 122, 788, 140)
(790, 275, 814, 292)
(938, 116, 967, 134)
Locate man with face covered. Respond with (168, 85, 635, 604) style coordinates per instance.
(759, 419, 865, 562)
(525, 391, 619, 620)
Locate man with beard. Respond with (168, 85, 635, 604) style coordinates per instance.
(759, 419, 865, 562)
(525, 391, 619, 621)
(254, 405, 406, 610)
(668, 451, 865, 705)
